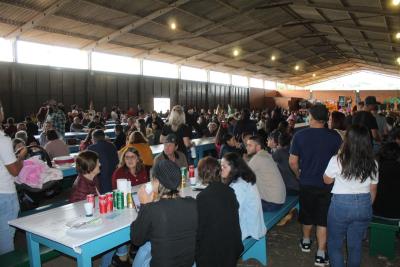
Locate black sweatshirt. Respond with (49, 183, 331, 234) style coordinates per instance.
(196, 182, 243, 267)
(130, 197, 197, 267)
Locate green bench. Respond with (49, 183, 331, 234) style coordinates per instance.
(1, 246, 60, 267)
(369, 217, 399, 260)
(1, 199, 70, 266)
(241, 195, 299, 266)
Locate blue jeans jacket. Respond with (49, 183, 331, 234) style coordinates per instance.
(327, 193, 372, 267)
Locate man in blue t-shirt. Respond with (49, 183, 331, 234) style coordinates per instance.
(289, 104, 342, 266)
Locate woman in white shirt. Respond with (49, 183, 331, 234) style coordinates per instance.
(324, 125, 378, 267)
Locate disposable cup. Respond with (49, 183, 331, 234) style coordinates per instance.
(84, 202, 93, 217)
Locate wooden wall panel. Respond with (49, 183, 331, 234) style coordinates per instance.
(0, 62, 249, 120)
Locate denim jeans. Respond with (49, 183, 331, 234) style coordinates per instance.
(261, 199, 283, 212)
(132, 242, 152, 267)
(0, 193, 20, 255)
(327, 193, 372, 267)
(100, 245, 128, 267)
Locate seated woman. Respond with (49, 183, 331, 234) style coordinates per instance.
(131, 160, 197, 267)
(196, 156, 243, 267)
(119, 131, 153, 169)
(44, 130, 69, 160)
(219, 133, 241, 159)
(373, 142, 400, 219)
(69, 150, 100, 202)
(112, 147, 148, 189)
(220, 152, 266, 241)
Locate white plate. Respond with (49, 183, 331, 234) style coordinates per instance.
(66, 217, 103, 235)
(191, 183, 207, 190)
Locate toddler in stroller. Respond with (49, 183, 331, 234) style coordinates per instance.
(13, 139, 63, 211)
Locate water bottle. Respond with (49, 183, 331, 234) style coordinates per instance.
(190, 146, 196, 159)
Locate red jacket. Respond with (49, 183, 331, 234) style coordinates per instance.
(111, 166, 148, 189)
(69, 174, 100, 203)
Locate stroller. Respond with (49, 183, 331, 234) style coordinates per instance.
(16, 145, 63, 211)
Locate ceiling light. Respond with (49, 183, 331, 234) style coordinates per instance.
(393, 0, 400, 6)
(271, 55, 276, 61)
(397, 57, 400, 64)
(170, 22, 177, 30)
(396, 32, 400, 39)
(312, 73, 316, 77)
(233, 49, 240, 57)
(294, 65, 300, 71)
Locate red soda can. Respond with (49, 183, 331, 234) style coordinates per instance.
(86, 194, 95, 208)
(106, 192, 113, 212)
(99, 195, 107, 214)
(189, 165, 195, 178)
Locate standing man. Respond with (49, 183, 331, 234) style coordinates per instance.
(352, 96, 381, 144)
(88, 130, 119, 194)
(289, 104, 342, 266)
(47, 99, 66, 138)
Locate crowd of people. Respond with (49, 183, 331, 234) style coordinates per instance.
(0, 95, 399, 267)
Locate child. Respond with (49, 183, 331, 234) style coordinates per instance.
(69, 150, 101, 202)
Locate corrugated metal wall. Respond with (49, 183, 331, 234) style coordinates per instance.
(0, 62, 249, 120)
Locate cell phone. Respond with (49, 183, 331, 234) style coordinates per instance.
(132, 192, 140, 212)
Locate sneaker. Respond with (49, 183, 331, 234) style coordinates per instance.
(299, 239, 312, 252)
(112, 254, 131, 267)
(314, 255, 329, 266)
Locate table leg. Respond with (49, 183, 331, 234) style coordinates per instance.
(77, 252, 92, 267)
(26, 232, 41, 267)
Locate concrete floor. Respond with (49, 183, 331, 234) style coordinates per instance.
(12, 185, 399, 267)
(14, 209, 399, 267)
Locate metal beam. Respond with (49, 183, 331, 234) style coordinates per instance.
(202, 37, 302, 69)
(134, 3, 262, 58)
(292, 2, 400, 18)
(298, 19, 394, 35)
(174, 25, 282, 64)
(5, 0, 71, 39)
(81, 0, 191, 50)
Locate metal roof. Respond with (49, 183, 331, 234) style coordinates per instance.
(0, 0, 399, 86)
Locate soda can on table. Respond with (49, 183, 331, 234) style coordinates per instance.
(106, 192, 113, 212)
(99, 194, 107, 214)
(127, 192, 133, 209)
(112, 190, 118, 209)
(117, 191, 124, 209)
(180, 167, 187, 187)
(188, 165, 195, 178)
(86, 194, 95, 208)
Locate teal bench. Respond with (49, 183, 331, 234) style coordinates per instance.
(241, 195, 299, 266)
(0, 246, 60, 267)
(0, 200, 70, 266)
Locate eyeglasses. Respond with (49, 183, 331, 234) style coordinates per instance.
(124, 155, 137, 160)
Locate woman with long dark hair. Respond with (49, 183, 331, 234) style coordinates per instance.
(221, 152, 266, 241)
(324, 125, 378, 267)
(195, 156, 243, 267)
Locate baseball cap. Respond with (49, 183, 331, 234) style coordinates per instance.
(365, 96, 377, 106)
(165, 133, 177, 144)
